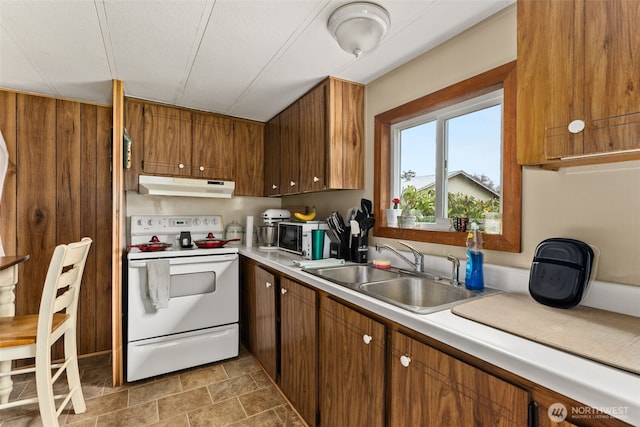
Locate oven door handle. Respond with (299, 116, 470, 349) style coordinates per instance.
(135, 328, 235, 348)
(129, 254, 238, 268)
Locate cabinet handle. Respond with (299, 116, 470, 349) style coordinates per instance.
(265, 281, 272, 288)
(400, 355, 411, 367)
(178, 163, 185, 169)
(281, 288, 287, 295)
(272, 184, 278, 190)
(568, 119, 585, 134)
(313, 176, 320, 183)
(199, 165, 205, 171)
(289, 180, 296, 187)
(362, 334, 372, 344)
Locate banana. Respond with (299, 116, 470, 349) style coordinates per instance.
(294, 211, 317, 221)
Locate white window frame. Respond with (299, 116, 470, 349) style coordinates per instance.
(390, 89, 504, 231)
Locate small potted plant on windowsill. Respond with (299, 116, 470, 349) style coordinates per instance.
(397, 186, 421, 228)
(385, 197, 403, 227)
(448, 193, 480, 232)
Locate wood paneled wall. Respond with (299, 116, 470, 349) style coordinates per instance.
(0, 89, 113, 357)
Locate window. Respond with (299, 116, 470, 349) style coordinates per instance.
(374, 61, 521, 252)
(391, 90, 503, 230)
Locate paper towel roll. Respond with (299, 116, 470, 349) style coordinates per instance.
(246, 216, 253, 248)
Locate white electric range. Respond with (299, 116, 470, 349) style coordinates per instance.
(125, 215, 239, 382)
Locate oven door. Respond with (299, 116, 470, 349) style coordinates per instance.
(127, 254, 238, 342)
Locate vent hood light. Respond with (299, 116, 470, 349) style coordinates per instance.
(138, 175, 235, 198)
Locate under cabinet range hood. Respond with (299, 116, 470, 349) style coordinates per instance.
(138, 175, 235, 198)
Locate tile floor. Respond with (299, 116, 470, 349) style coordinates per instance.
(0, 348, 305, 426)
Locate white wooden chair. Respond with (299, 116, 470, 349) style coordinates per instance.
(0, 237, 92, 426)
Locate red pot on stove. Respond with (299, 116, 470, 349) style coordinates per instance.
(127, 235, 172, 252)
(193, 233, 241, 248)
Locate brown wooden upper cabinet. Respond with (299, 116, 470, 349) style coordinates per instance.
(299, 82, 326, 193)
(279, 102, 300, 195)
(264, 77, 364, 196)
(142, 103, 192, 176)
(234, 120, 265, 197)
(191, 112, 234, 180)
(517, 0, 640, 167)
(125, 99, 264, 196)
(264, 115, 281, 196)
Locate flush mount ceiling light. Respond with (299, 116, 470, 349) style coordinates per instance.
(328, 2, 390, 57)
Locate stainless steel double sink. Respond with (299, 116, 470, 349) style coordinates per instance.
(304, 264, 496, 314)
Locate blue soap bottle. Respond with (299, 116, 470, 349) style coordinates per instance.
(465, 222, 484, 291)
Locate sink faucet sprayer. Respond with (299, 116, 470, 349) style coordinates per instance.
(447, 255, 460, 287)
(375, 241, 424, 273)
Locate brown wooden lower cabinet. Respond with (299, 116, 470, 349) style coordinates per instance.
(280, 277, 317, 426)
(319, 297, 385, 427)
(253, 265, 277, 380)
(390, 330, 530, 426)
(240, 257, 630, 427)
(239, 258, 256, 353)
(535, 401, 579, 427)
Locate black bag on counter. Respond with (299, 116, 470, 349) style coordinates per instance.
(528, 238, 595, 309)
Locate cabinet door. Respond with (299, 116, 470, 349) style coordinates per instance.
(239, 257, 256, 352)
(328, 79, 364, 190)
(517, 0, 582, 163)
(535, 401, 579, 427)
(390, 331, 529, 426)
(279, 102, 300, 195)
(254, 266, 277, 380)
(583, 0, 640, 155)
(264, 115, 281, 196)
(234, 120, 264, 196)
(299, 83, 326, 193)
(518, 0, 640, 164)
(280, 278, 317, 426)
(319, 297, 385, 427)
(191, 113, 234, 180)
(142, 103, 192, 175)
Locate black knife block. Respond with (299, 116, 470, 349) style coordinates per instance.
(350, 233, 369, 263)
(329, 241, 349, 260)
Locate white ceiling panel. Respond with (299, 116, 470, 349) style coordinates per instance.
(0, 0, 514, 121)
(101, 0, 214, 105)
(1, 0, 111, 101)
(181, 0, 327, 118)
(0, 27, 51, 96)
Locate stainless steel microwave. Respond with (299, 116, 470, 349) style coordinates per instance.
(277, 221, 329, 259)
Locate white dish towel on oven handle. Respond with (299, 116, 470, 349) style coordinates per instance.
(0, 131, 8, 257)
(147, 260, 170, 309)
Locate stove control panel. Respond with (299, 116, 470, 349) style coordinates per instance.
(130, 215, 224, 236)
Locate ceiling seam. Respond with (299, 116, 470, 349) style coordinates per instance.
(94, 0, 118, 79)
(174, 0, 217, 107)
(0, 16, 59, 97)
(225, 0, 332, 115)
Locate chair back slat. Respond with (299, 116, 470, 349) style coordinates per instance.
(56, 267, 81, 291)
(37, 238, 92, 343)
(62, 245, 91, 268)
(53, 288, 75, 313)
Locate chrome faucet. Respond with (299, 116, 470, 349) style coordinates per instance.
(375, 241, 424, 273)
(447, 255, 460, 286)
